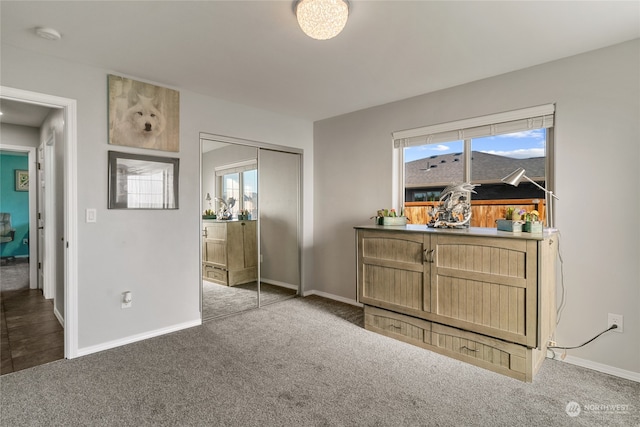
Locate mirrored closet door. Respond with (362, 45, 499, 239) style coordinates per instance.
(200, 135, 301, 321)
(257, 149, 300, 307)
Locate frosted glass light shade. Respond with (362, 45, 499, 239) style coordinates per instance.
(296, 0, 349, 40)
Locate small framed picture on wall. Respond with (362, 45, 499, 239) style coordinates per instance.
(15, 170, 28, 191)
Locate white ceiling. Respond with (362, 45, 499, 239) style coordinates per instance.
(0, 99, 54, 127)
(1, 1, 638, 123)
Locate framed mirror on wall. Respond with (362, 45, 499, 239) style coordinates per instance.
(108, 151, 179, 209)
(200, 134, 302, 321)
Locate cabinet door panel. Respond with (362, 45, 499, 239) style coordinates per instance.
(204, 223, 226, 241)
(204, 241, 226, 266)
(431, 235, 537, 347)
(226, 222, 244, 270)
(242, 221, 257, 268)
(203, 222, 227, 267)
(358, 230, 430, 314)
(362, 264, 424, 310)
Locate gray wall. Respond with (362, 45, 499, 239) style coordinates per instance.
(0, 123, 40, 148)
(1, 44, 314, 352)
(314, 40, 639, 374)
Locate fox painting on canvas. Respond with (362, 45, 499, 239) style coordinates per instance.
(108, 75, 180, 152)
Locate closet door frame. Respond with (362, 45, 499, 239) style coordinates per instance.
(199, 132, 303, 315)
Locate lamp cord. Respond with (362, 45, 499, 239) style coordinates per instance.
(548, 324, 617, 350)
(556, 232, 566, 325)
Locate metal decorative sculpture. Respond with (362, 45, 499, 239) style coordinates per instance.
(428, 182, 480, 228)
(215, 197, 236, 220)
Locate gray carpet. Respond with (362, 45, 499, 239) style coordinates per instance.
(202, 281, 297, 320)
(0, 258, 29, 291)
(1, 296, 638, 426)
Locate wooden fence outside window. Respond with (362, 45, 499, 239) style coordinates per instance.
(404, 199, 546, 228)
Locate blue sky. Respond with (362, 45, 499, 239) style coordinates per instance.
(404, 129, 546, 162)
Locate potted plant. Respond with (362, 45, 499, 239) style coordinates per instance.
(202, 209, 216, 220)
(496, 207, 521, 232)
(519, 209, 542, 233)
(374, 208, 408, 226)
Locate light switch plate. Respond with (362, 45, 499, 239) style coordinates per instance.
(86, 208, 97, 223)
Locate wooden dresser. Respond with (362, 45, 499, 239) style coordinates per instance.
(203, 220, 257, 286)
(355, 225, 558, 382)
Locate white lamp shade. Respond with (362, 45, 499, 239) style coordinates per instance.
(296, 0, 349, 40)
(501, 167, 526, 187)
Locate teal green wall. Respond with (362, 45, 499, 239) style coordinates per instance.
(0, 152, 30, 258)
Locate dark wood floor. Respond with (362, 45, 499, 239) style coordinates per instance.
(1, 288, 64, 375)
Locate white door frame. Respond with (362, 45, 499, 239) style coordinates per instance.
(37, 143, 44, 292)
(43, 136, 56, 300)
(37, 137, 56, 300)
(0, 144, 37, 288)
(0, 86, 79, 359)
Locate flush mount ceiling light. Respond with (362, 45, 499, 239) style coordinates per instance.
(295, 0, 349, 40)
(35, 27, 62, 41)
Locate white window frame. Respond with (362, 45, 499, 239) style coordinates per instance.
(392, 104, 555, 211)
(215, 159, 257, 213)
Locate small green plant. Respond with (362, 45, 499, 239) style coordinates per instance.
(376, 208, 405, 218)
(505, 207, 515, 220)
(518, 209, 540, 222)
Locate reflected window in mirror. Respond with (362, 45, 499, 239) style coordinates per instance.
(216, 161, 257, 219)
(222, 172, 240, 215)
(243, 169, 257, 219)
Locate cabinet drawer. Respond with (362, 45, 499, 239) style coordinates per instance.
(364, 305, 431, 347)
(203, 264, 228, 285)
(430, 322, 529, 381)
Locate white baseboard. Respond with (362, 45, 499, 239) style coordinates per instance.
(548, 351, 640, 383)
(260, 278, 298, 291)
(302, 289, 363, 307)
(53, 306, 64, 328)
(76, 318, 201, 358)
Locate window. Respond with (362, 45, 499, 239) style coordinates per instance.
(394, 105, 554, 206)
(222, 172, 240, 208)
(404, 140, 464, 202)
(242, 169, 257, 217)
(215, 160, 257, 218)
(470, 130, 547, 200)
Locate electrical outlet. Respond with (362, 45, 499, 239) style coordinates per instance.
(121, 291, 132, 309)
(608, 313, 623, 333)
